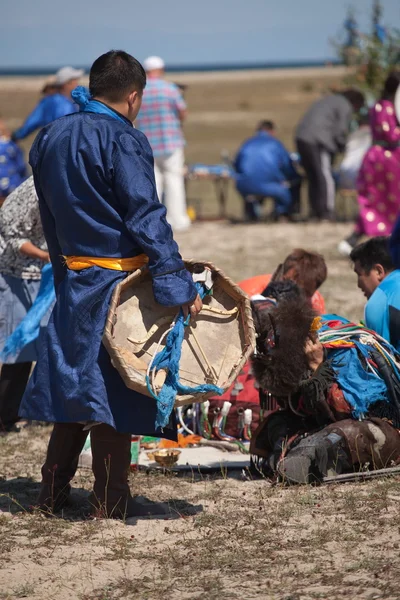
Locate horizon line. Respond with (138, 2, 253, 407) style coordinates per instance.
(0, 57, 340, 76)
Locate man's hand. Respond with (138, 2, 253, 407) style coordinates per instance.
(305, 337, 324, 372)
(182, 294, 202, 320)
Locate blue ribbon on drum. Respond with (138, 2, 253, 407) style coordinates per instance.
(1, 263, 55, 362)
(146, 281, 224, 430)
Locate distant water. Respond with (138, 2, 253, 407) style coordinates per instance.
(0, 59, 339, 76)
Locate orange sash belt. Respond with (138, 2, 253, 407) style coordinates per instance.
(63, 254, 149, 271)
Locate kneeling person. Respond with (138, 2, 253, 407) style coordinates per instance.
(234, 121, 301, 222)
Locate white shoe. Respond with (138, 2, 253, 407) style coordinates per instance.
(337, 240, 353, 257)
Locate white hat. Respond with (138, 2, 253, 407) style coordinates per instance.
(55, 66, 84, 85)
(143, 56, 165, 72)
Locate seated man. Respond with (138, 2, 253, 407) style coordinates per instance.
(234, 121, 301, 222)
(350, 237, 400, 351)
(250, 288, 400, 483)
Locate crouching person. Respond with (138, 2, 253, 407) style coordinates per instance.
(250, 288, 400, 483)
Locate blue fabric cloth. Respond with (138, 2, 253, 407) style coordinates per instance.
(13, 94, 77, 141)
(0, 138, 27, 196)
(71, 86, 128, 126)
(1, 263, 55, 363)
(19, 106, 197, 437)
(320, 314, 399, 418)
(188, 164, 234, 178)
(364, 270, 400, 351)
(0, 273, 42, 363)
(148, 282, 223, 430)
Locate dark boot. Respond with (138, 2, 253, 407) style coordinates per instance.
(0, 362, 32, 432)
(89, 424, 168, 520)
(36, 423, 89, 513)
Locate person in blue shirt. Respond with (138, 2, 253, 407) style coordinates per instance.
(12, 66, 84, 141)
(350, 237, 400, 351)
(0, 117, 27, 204)
(234, 121, 301, 222)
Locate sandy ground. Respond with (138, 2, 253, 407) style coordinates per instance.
(1, 415, 400, 600)
(1, 66, 395, 600)
(0, 220, 391, 600)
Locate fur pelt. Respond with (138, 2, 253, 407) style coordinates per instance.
(252, 289, 316, 397)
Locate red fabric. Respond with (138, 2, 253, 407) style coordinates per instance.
(238, 275, 325, 314)
(239, 274, 271, 297)
(217, 361, 259, 404)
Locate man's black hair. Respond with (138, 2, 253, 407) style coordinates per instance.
(340, 89, 365, 110)
(89, 50, 146, 103)
(350, 236, 395, 273)
(257, 120, 275, 132)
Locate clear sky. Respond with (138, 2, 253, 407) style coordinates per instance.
(1, 0, 399, 68)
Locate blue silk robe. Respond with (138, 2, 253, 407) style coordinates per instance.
(19, 109, 197, 437)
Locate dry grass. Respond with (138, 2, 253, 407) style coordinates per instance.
(1, 424, 400, 600)
(0, 68, 389, 599)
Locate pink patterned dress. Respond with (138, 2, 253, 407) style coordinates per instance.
(356, 100, 400, 236)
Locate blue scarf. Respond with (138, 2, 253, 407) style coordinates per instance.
(1, 263, 55, 362)
(71, 86, 130, 126)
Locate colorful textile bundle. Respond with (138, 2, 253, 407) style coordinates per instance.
(319, 314, 400, 420)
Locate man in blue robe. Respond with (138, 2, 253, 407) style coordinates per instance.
(19, 51, 201, 519)
(234, 121, 301, 222)
(12, 67, 83, 141)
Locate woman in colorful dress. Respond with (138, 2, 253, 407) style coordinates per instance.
(338, 71, 400, 256)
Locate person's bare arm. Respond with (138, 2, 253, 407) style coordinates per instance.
(19, 241, 49, 262)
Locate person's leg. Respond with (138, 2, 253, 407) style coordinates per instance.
(243, 194, 262, 221)
(320, 149, 336, 218)
(153, 156, 164, 202)
(261, 183, 292, 218)
(90, 423, 168, 519)
(162, 148, 191, 231)
(288, 179, 302, 216)
(90, 423, 133, 518)
(0, 362, 32, 431)
(36, 422, 89, 512)
(296, 140, 326, 219)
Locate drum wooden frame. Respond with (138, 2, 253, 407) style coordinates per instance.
(103, 260, 256, 407)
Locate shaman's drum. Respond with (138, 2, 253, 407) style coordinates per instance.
(103, 260, 255, 407)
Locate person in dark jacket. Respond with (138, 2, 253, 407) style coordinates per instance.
(234, 121, 301, 222)
(295, 90, 364, 220)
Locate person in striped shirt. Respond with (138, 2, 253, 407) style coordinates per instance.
(136, 56, 190, 231)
